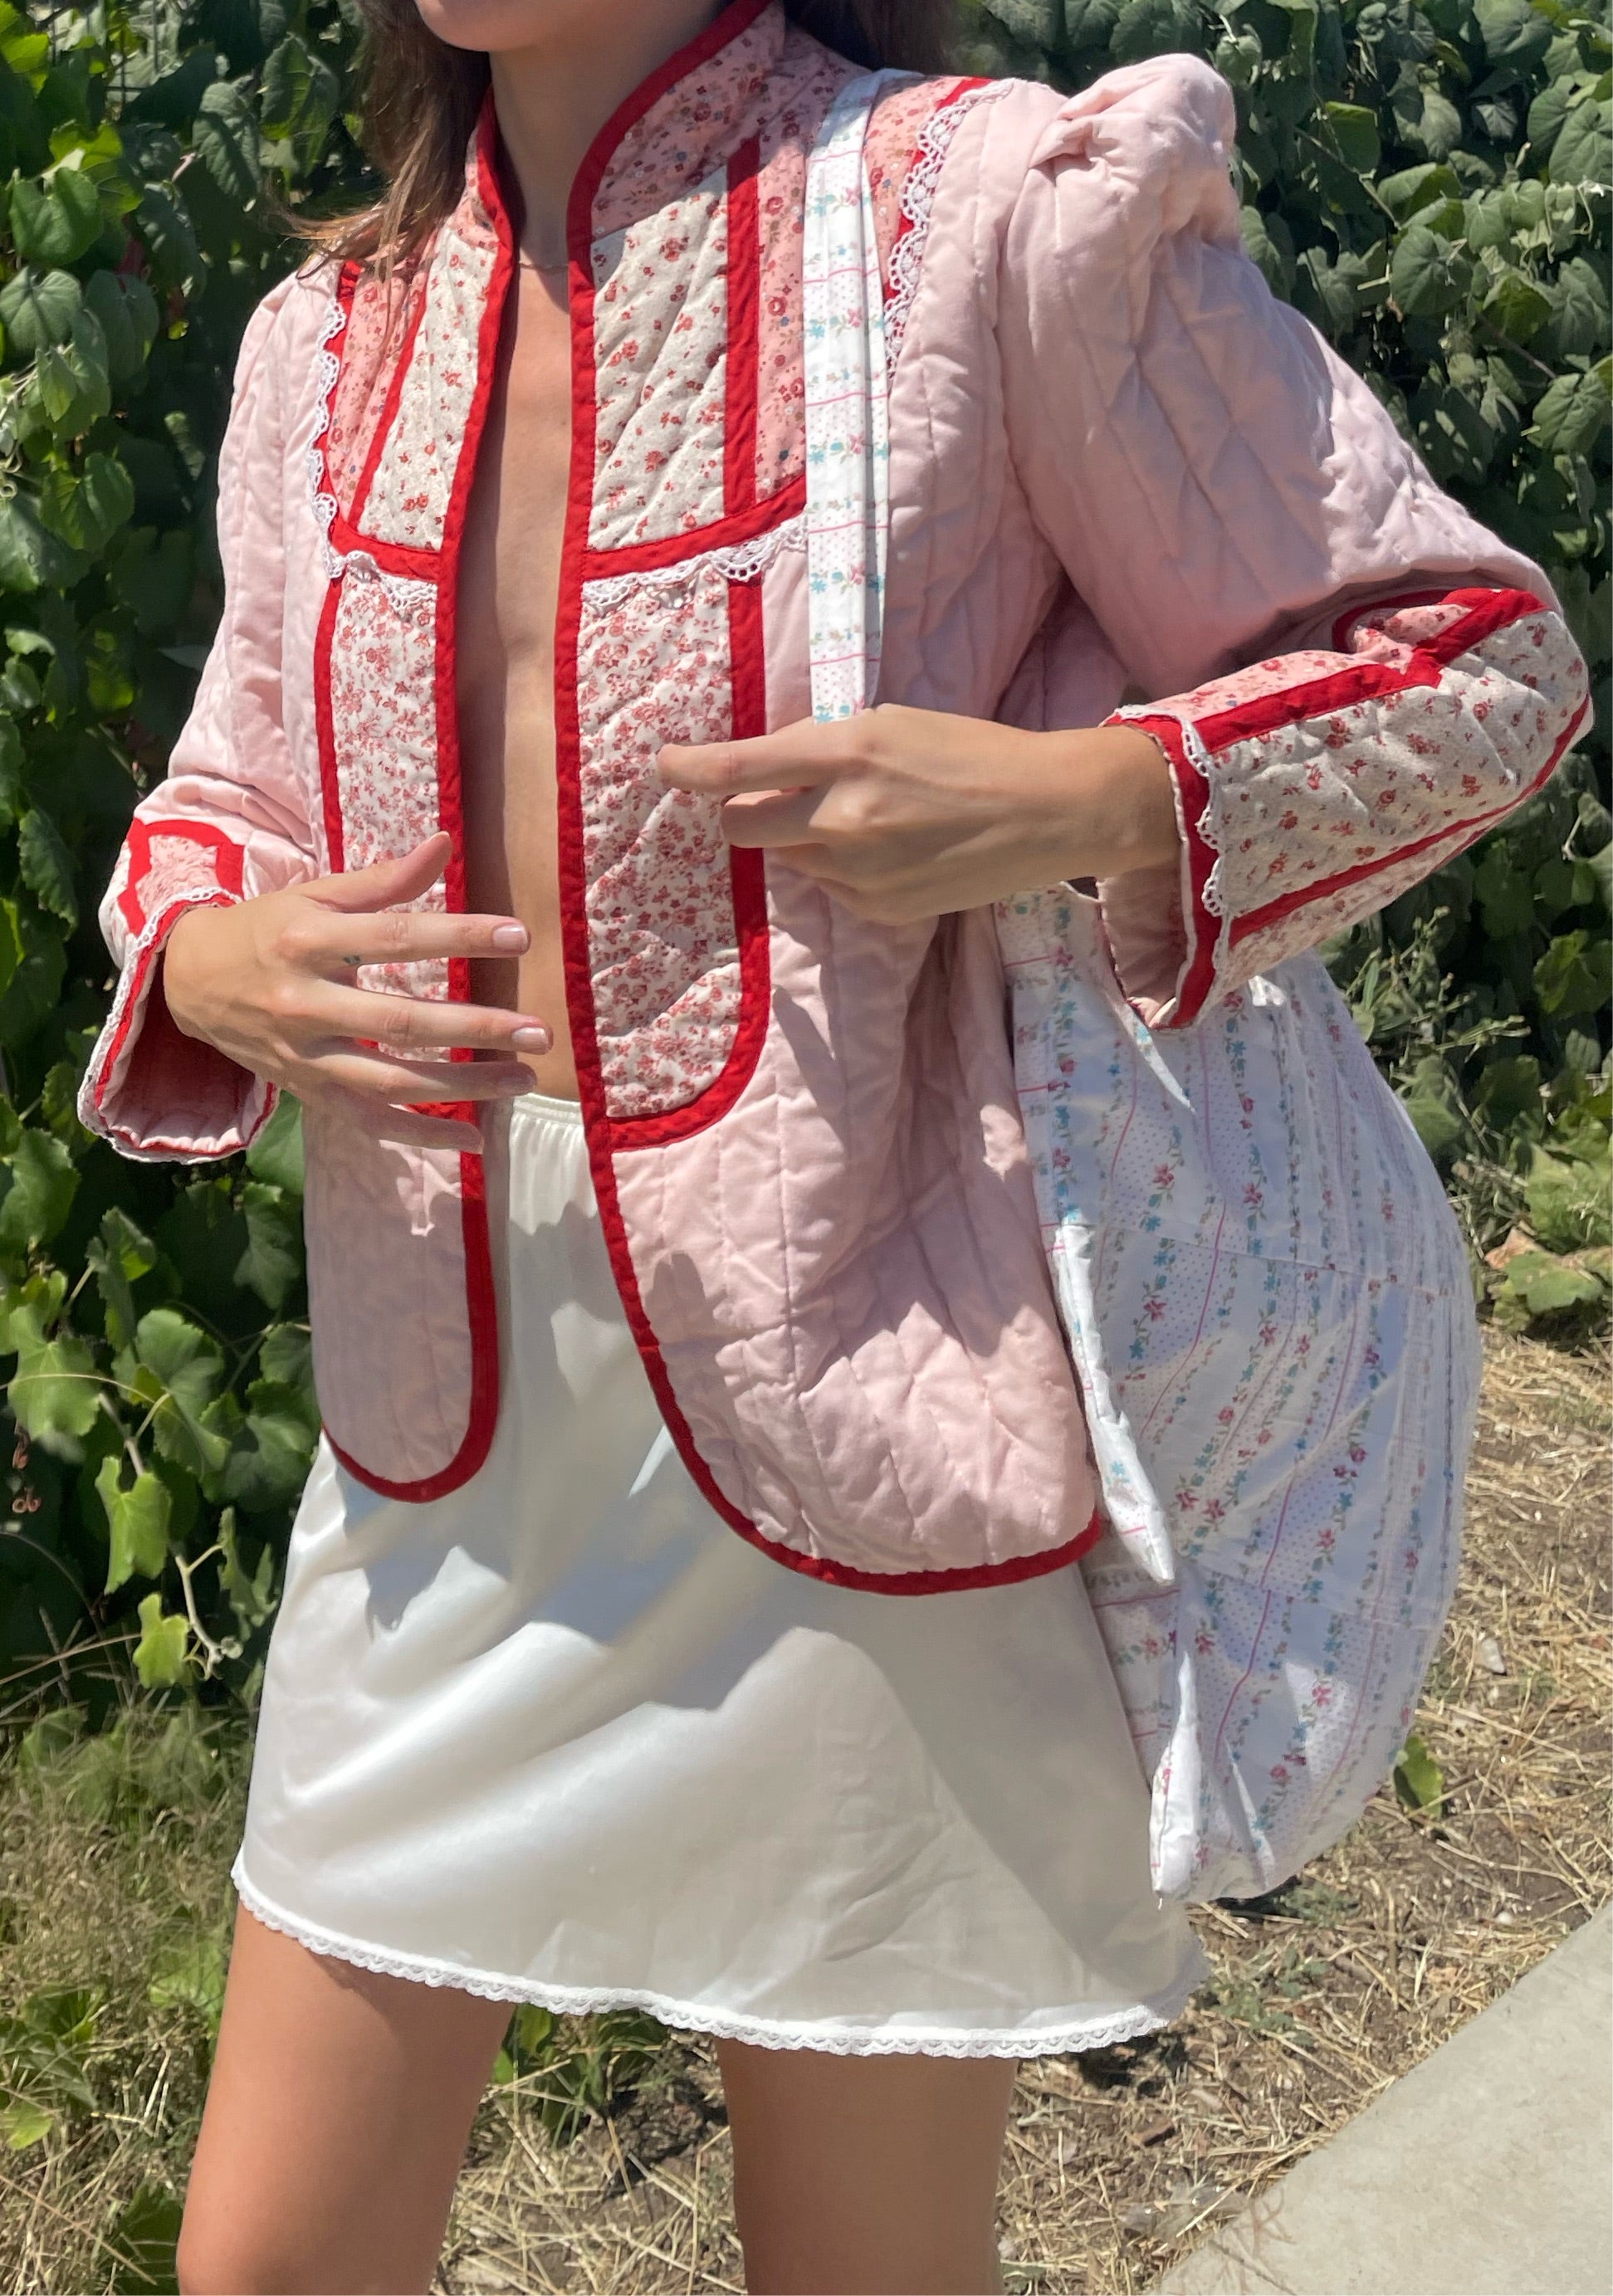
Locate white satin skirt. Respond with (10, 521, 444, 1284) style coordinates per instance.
(230, 1089, 1209, 2056)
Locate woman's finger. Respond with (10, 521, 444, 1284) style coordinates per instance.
(306, 833, 455, 914)
(310, 1050, 536, 1104)
(294, 981, 551, 1056)
(291, 906, 532, 970)
(714, 788, 831, 849)
(657, 715, 854, 798)
(306, 1081, 484, 1155)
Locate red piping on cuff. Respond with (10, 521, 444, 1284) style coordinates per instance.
(90, 892, 269, 1158)
(1116, 713, 1220, 1028)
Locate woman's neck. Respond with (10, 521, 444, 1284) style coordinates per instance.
(490, 0, 728, 267)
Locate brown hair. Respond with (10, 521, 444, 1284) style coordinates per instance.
(304, 0, 956, 274)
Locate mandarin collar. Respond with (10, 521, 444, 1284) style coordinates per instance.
(454, 0, 788, 254)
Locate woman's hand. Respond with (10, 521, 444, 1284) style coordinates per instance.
(657, 706, 1178, 924)
(161, 832, 549, 1155)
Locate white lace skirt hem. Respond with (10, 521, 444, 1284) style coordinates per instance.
(230, 1853, 1204, 2059)
(232, 1092, 1209, 2059)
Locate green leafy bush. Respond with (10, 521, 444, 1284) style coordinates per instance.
(0, 1, 360, 1702)
(0, 0, 1606, 1702)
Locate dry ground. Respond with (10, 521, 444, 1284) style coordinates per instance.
(1, 1326, 1608, 2294)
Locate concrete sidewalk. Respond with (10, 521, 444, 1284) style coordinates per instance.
(1152, 1902, 1612, 2296)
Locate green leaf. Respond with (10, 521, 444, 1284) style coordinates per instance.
(1377, 163, 1462, 220)
(0, 1126, 78, 1253)
(1109, 0, 1200, 65)
(86, 1206, 155, 1352)
(192, 78, 261, 206)
(7, 1302, 99, 1442)
(1239, 203, 1294, 296)
(147, 1932, 225, 2034)
(259, 32, 340, 173)
(1392, 1730, 1445, 1815)
(1527, 366, 1611, 456)
(234, 1181, 301, 1312)
(130, 1592, 190, 1691)
(37, 452, 134, 554)
(1322, 101, 1379, 172)
(1, 2100, 52, 2149)
(8, 160, 100, 264)
(258, 1321, 312, 1390)
(1483, 268, 1555, 345)
(1500, 1248, 1606, 1314)
(1391, 224, 1467, 318)
(219, 1506, 276, 1633)
(17, 805, 76, 925)
(1534, 927, 1613, 1015)
(1550, 92, 1612, 185)
(1473, 0, 1553, 67)
(1474, 1053, 1542, 1127)
(0, 713, 22, 824)
(133, 181, 199, 295)
(0, 895, 67, 1045)
(95, 1457, 172, 1592)
(1525, 1146, 1613, 1252)
(101, 2180, 183, 2294)
(81, 267, 158, 383)
(1473, 841, 1538, 935)
(130, 1308, 229, 1477)
(0, 262, 78, 353)
(0, 491, 86, 594)
(221, 1376, 316, 1511)
(243, 1091, 304, 1194)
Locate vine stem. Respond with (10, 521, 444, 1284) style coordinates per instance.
(169, 1541, 232, 1678)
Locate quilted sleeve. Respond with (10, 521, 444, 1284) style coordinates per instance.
(994, 56, 1592, 1028)
(79, 274, 319, 1159)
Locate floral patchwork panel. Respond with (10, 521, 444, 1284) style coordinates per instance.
(578, 553, 748, 1117)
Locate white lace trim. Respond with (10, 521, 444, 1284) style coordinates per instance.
(884, 82, 1006, 378)
(581, 511, 805, 611)
(231, 1856, 1206, 2060)
(305, 290, 438, 622)
(306, 290, 346, 578)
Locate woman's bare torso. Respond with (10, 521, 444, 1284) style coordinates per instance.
(456, 261, 580, 1099)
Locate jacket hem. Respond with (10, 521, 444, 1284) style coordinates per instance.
(230, 1851, 1208, 2055)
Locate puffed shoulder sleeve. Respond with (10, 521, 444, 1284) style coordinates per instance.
(995, 56, 1592, 1026)
(78, 271, 321, 1158)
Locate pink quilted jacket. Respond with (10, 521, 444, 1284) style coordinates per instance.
(81, 0, 1590, 1594)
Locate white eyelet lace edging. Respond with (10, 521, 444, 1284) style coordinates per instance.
(883, 81, 1007, 379)
(581, 512, 806, 612)
(231, 1857, 1206, 2059)
(305, 290, 437, 624)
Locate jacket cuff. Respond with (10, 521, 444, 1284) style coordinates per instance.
(78, 894, 275, 1162)
(1092, 712, 1213, 1028)
(1101, 590, 1591, 1030)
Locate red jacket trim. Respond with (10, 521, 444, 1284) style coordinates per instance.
(116, 818, 244, 938)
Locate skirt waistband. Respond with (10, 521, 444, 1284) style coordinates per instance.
(511, 1087, 585, 1129)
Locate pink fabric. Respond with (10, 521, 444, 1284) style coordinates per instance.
(81, 10, 1590, 1583)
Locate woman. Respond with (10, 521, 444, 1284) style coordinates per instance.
(81, 0, 1588, 2282)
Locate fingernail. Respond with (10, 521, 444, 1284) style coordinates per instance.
(491, 923, 529, 951)
(511, 1024, 552, 1051)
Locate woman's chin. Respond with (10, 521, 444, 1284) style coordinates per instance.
(413, 0, 595, 55)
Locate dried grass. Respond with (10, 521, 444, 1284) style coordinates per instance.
(1, 1327, 1607, 2294)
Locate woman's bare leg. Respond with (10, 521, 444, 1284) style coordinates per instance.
(716, 2038, 1015, 2295)
(176, 1903, 511, 2295)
